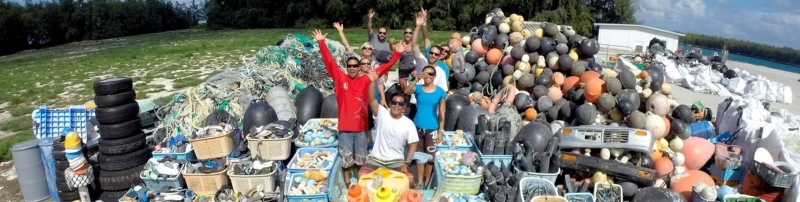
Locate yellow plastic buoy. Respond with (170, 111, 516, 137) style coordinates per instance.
(375, 186, 399, 202)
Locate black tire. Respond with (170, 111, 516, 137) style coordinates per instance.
(56, 169, 65, 179)
(98, 166, 143, 191)
(58, 190, 80, 201)
(99, 133, 147, 155)
(55, 160, 70, 170)
(98, 148, 150, 171)
(56, 179, 74, 192)
(53, 149, 67, 161)
(53, 138, 65, 151)
(97, 118, 143, 140)
(94, 77, 133, 96)
(95, 102, 140, 125)
(99, 189, 129, 202)
(94, 90, 137, 108)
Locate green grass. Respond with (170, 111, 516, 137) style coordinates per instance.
(0, 28, 455, 160)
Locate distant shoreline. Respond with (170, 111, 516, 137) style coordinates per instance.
(682, 43, 800, 68)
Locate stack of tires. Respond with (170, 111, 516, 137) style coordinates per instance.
(52, 138, 87, 201)
(93, 77, 151, 201)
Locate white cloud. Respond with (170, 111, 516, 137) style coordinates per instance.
(638, 0, 707, 21)
(636, 0, 800, 48)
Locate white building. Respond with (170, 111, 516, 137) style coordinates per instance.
(594, 23, 685, 53)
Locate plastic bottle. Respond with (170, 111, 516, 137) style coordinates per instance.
(375, 186, 399, 202)
(346, 184, 368, 202)
(398, 189, 422, 202)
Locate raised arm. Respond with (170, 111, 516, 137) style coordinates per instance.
(375, 42, 408, 76)
(421, 8, 431, 48)
(313, 29, 344, 82)
(367, 71, 380, 117)
(411, 13, 424, 58)
(333, 22, 353, 53)
(403, 77, 420, 95)
(367, 9, 375, 34)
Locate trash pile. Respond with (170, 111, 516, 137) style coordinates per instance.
(616, 47, 795, 105)
(21, 7, 799, 202)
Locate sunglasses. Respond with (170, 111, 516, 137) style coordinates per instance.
(424, 72, 436, 76)
(390, 100, 406, 107)
(442, 50, 450, 54)
(363, 47, 372, 50)
(360, 62, 370, 65)
(347, 64, 359, 68)
(429, 52, 440, 57)
(378, 32, 387, 35)
(404, 31, 412, 34)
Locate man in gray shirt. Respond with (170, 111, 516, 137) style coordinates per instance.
(367, 9, 392, 64)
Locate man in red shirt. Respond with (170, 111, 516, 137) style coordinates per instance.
(313, 29, 406, 185)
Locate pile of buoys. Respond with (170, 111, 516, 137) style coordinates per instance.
(446, 8, 731, 202)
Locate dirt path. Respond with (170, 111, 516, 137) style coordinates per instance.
(0, 161, 23, 201)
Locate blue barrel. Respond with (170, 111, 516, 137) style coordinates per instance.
(12, 139, 50, 201)
(37, 137, 59, 201)
(690, 121, 715, 139)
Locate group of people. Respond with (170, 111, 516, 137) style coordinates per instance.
(313, 7, 459, 189)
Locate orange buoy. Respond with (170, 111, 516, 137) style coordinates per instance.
(524, 108, 537, 121)
(547, 87, 563, 102)
(639, 70, 649, 79)
(580, 71, 600, 84)
(448, 38, 461, 49)
(471, 39, 489, 56)
(486, 48, 503, 65)
(583, 78, 605, 103)
(680, 137, 715, 170)
(670, 170, 716, 200)
(562, 76, 581, 93)
(653, 157, 674, 177)
(552, 72, 565, 87)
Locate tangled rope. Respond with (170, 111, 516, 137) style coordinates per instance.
(155, 33, 349, 139)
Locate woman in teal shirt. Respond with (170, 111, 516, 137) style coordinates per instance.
(403, 65, 446, 189)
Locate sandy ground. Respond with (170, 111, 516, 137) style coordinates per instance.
(669, 60, 800, 115)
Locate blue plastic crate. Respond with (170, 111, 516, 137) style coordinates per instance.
(286, 172, 329, 202)
(32, 105, 95, 142)
(287, 148, 339, 173)
(436, 131, 474, 152)
(481, 155, 512, 167)
(709, 164, 745, 186)
(152, 148, 197, 161)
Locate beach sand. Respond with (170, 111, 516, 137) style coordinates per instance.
(669, 60, 800, 114)
(381, 60, 800, 115)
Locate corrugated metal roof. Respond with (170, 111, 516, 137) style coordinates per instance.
(594, 23, 685, 37)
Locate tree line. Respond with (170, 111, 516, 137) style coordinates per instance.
(204, 0, 638, 37)
(2, 0, 643, 56)
(0, 0, 202, 56)
(681, 33, 800, 67)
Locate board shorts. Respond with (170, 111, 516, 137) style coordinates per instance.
(338, 131, 368, 168)
(358, 157, 414, 185)
(398, 67, 414, 80)
(416, 128, 438, 156)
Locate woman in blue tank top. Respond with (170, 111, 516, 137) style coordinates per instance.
(402, 65, 445, 189)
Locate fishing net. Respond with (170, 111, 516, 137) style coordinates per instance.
(156, 33, 348, 138)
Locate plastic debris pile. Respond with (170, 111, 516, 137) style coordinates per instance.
(289, 150, 335, 170)
(230, 158, 277, 175)
(297, 119, 338, 147)
(289, 170, 329, 195)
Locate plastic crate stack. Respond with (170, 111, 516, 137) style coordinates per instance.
(93, 77, 151, 201)
(32, 105, 96, 141)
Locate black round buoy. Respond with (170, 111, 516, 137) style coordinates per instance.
(513, 121, 553, 152)
(295, 86, 324, 125)
(525, 37, 541, 53)
(538, 37, 556, 55)
(724, 69, 738, 79)
(465, 51, 480, 64)
(672, 105, 694, 123)
(632, 187, 687, 202)
(243, 99, 279, 134)
(319, 94, 338, 118)
(619, 69, 637, 89)
(648, 67, 664, 91)
(455, 104, 490, 135)
(513, 93, 534, 112)
(445, 94, 471, 131)
(616, 89, 640, 114)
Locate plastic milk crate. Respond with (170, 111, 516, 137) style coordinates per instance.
(32, 105, 96, 142)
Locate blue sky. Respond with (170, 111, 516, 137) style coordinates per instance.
(635, 0, 800, 49)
